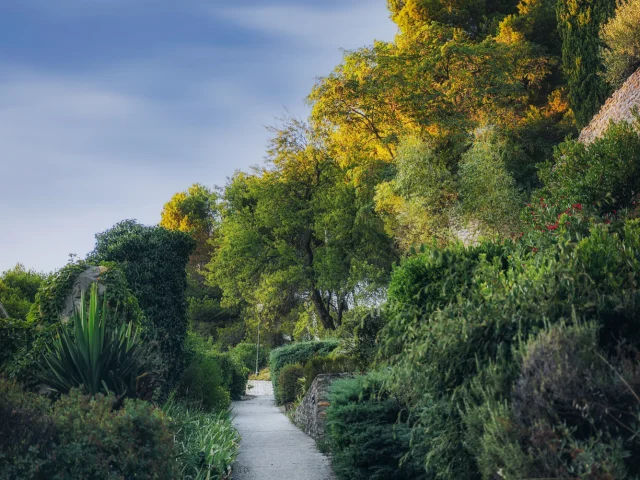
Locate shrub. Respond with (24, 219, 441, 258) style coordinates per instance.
(230, 342, 269, 373)
(211, 351, 248, 401)
(335, 307, 386, 368)
(163, 396, 240, 480)
(302, 355, 360, 392)
(0, 379, 178, 480)
(276, 363, 305, 405)
(38, 283, 155, 400)
(0, 264, 45, 320)
(538, 120, 640, 212)
(177, 350, 230, 411)
(89, 220, 195, 395)
(379, 219, 640, 479)
(269, 340, 339, 401)
(214, 320, 246, 351)
(325, 373, 426, 480)
(601, 0, 640, 86)
(469, 322, 640, 479)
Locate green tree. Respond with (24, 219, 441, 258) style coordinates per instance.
(160, 183, 218, 278)
(0, 264, 45, 320)
(601, 0, 640, 86)
(209, 120, 396, 332)
(557, 0, 616, 126)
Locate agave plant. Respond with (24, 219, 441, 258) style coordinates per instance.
(39, 282, 151, 399)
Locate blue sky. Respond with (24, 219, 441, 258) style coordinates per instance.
(0, 0, 397, 273)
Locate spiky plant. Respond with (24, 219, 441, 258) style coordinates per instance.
(40, 282, 151, 399)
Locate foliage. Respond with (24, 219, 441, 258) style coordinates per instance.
(230, 342, 269, 373)
(335, 306, 387, 368)
(379, 216, 640, 478)
(249, 367, 271, 381)
(269, 340, 339, 401)
(90, 220, 194, 395)
(163, 396, 240, 480)
(538, 119, 640, 211)
(214, 320, 246, 351)
(302, 355, 360, 392)
(0, 264, 46, 320)
(557, 0, 616, 126)
(456, 130, 524, 235)
(601, 0, 640, 86)
(38, 283, 154, 400)
(160, 183, 218, 286)
(0, 379, 178, 480)
(325, 373, 426, 480)
(276, 363, 305, 405)
(176, 349, 230, 412)
(208, 119, 397, 332)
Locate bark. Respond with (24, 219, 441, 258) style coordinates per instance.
(311, 288, 335, 330)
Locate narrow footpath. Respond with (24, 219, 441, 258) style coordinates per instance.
(232, 381, 335, 480)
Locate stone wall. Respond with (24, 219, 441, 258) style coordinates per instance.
(579, 68, 640, 144)
(294, 373, 352, 439)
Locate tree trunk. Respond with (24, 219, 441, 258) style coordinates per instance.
(311, 289, 335, 330)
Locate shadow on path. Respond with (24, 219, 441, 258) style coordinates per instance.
(232, 395, 335, 480)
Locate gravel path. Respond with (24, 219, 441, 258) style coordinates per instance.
(232, 392, 335, 480)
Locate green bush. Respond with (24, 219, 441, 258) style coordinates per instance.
(89, 220, 195, 395)
(211, 351, 248, 401)
(163, 397, 240, 480)
(269, 340, 339, 402)
(230, 342, 269, 373)
(325, 373, 426, 480)
(0, 264, 46, 320)
(538, 120, 640, 212)
(379, 218, 640, 479)
(0, 379, 178, 480)
(601, 0, 640, 86)
(276, 363, 305, 405)
(214, 320, 246, 351)
(302, 355, 360, 392)
(177, 350, 230, 411)
(39, 283, 155, 400)
(335, 307, 386, 368)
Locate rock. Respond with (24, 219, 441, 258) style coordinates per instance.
(294, 373, 353, 440)
(579, 67, 640, 144)
(60, 266, 109, 321)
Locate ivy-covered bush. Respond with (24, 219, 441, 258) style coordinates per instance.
(276, 363, 304, 405)
(325, 373, 426, 480)
(269, 340, 339, 402)
(0, 379, 178, 480)
(89, 220, 195, 395)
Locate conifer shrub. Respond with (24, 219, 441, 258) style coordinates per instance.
(325, 373, 426, 480)
(276, 363, 304, 405)
(269, 340, 339, 402)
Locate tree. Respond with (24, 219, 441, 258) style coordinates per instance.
(601, 0, 640, 86)
(557, 0, 616, 126)
(160, 183, 218, 278)
(208, 120, 396, 332)
(0, 264, 46, 320)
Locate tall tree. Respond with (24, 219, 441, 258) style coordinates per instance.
(208, 120, 396, 332)
(160, 184, 218, 280)
(557, 0, 616, 126)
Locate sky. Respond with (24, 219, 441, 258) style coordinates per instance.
(0, 0, 398, 273)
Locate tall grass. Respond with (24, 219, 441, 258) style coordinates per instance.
(163, 395, 240, 480)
